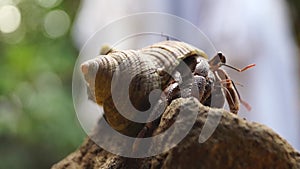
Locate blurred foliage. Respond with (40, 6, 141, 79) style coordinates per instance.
(287, 0, 300, 45)
(0, 0, 84, 169)
(287, 0, 300, 86)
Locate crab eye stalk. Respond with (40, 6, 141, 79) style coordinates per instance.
(217, 51, 226, 64)
(208, 51, 226, 70)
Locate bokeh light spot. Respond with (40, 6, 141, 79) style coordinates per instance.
(0, 5, 21, 33)
(43, 9, 70, 38)
(0, 0, 14, 6)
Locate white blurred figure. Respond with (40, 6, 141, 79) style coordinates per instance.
(72, 0, 300, 150)
(196, 0, 300, 151)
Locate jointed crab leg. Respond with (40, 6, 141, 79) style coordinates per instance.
(208, 52, 255, 114)
(216, 69, 240, 114)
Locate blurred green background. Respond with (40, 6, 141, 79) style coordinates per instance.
(0, 0, 84, 168)
(0, 0, 299, 169)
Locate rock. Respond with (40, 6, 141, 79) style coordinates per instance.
(52, 98, 300, 169)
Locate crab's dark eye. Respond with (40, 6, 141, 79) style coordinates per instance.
(218, 52, 226, 64)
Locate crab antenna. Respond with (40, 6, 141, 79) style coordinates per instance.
(231, 80, 252, 111)
(240, 99, 252, 111)
(221, 63, 256, 72)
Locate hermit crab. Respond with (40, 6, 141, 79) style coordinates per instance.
(80, 40, 255, 137)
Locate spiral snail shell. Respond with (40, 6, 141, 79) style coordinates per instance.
(80, 40, 254, 136)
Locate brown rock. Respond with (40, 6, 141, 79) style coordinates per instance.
(52, 98, 300, 169)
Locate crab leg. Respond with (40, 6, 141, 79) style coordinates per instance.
(216, 69, 240, 114)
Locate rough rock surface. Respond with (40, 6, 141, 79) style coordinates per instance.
(52, 98, 300, 169)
